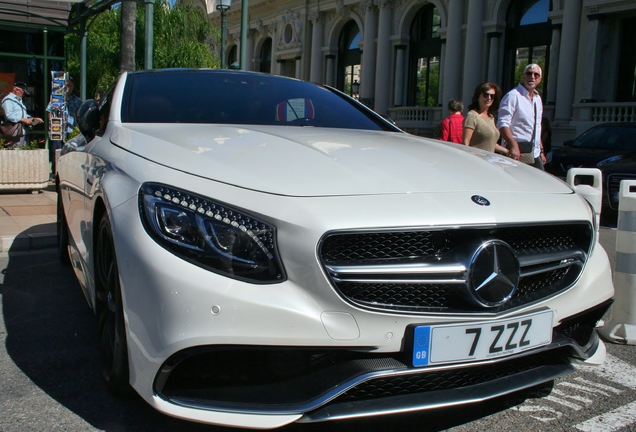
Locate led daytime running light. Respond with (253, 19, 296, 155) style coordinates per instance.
(153, 186, 274, 258)
(140, 183, 285, 283)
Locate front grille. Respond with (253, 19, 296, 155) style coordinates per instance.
(319, 223, 592, 314)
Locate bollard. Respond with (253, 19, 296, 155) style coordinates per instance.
(566, 168, 602, 228)
(600, 179, 636, 344)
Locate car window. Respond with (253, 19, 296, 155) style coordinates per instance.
(121, 71, 398, 131)
(572, 125, 636, 150)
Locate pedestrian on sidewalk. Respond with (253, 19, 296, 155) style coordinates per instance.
(1, 82, 43, 147)
(439, 98, 464, 144)
(497, 63, 545, 169)
(463, 82, 508, 155)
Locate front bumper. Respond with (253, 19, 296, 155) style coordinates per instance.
(150, 300, 609, 427)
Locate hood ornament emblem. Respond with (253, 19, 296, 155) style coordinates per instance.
(471, 195, 490, 206)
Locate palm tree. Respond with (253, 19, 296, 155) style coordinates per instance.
(120, 0, 136, 73)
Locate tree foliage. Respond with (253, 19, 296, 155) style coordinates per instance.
(66, 0, 219, 99)
(416, 59, 440, 107)
(151, 2, 219, 69)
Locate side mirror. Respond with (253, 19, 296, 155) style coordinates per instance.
(77, 99, 100, 141)
(564, 139, 574, 147)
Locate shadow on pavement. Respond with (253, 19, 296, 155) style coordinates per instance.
(0, 247, 218, 431)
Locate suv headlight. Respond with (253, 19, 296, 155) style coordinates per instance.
(139, 183, 285, 283)
(597, 155, 624, 167)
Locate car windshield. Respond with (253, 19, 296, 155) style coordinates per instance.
(571, 125, 636, 150)
(121, 70, 398, 131)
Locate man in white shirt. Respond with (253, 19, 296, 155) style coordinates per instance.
(497, 64, 546, 170)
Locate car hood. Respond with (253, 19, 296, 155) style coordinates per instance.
(111, 123, 573, 197)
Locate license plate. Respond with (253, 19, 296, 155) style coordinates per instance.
(412, 309, 553, 367)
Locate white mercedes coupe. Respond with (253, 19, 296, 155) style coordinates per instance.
(57, 69, 614, 429)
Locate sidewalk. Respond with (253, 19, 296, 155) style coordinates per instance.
(0, 183, 57, 253)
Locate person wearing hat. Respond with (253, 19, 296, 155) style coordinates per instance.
(2, 82, 43, 146)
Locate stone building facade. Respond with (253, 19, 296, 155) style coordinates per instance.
(207, 0, 636, 144)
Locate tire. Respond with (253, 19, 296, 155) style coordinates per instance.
(57, 192, 71, 265)
(95, 213, 133, 396)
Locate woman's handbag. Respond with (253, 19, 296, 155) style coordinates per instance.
(517, 141, 535, 164)
(1, 98, 26, 141)
(0, 121, 23, 140)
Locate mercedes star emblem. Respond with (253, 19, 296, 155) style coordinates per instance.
(468, 240, 520, 307)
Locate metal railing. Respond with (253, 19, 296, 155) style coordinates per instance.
(388, 106, 443, 137)
(390, 103, 636, 139)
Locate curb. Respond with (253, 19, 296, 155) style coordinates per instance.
(1, 232, 57, 253)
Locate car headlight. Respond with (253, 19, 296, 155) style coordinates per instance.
(139, 183, 285, 283)
(597, 155, 624, 167)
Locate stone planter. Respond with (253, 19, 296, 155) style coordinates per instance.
(0, 149, 49, 191)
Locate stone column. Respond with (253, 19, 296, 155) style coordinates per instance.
(325, 54, 336, 87)
(295, 56, 302, 79)
(577, 15, 601, 103)
(277, 59, 285, 76)
(546, 25, 561, 104)
(244, 29, 256, 71)
(442, 0, 463, 108)
(462, 0, 484, 106)
(359, 0, 377, 106)
(554, 0, 582, 121)
(487, 32, 501, 84)
(374, 0, 393, 115)
(393, 45, 406, 106)
(437, 39, 446, 105)
(309, 12, 325, 83)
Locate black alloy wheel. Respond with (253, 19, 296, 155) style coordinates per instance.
(95, 213, 132, 396)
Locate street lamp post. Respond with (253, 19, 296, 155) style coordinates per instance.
(351, 80, 360, 99)
(217, 0, 231, 69)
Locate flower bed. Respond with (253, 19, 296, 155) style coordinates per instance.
(0, 148, 49, 191)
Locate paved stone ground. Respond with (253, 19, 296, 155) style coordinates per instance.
(0, 183, 57, 252)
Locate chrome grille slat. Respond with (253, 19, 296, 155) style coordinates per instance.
(319, 223, 592, 314)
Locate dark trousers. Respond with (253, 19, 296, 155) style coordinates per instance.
(49, 139, 63, 173)
(531, 157, 545, 171)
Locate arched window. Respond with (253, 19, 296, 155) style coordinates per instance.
(503, 0, 552, 95)
(260, 38, 272, 73)
(337, 21, 361, 97)
(408, 5, 441, 106)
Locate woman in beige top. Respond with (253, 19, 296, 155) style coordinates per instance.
(462, 82, 509, 155)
